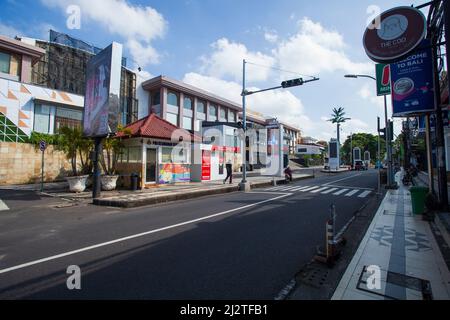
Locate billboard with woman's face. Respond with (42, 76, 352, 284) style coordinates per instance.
(83, 42, 122, 137)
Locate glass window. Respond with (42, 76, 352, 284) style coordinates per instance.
(34, 104, 51, 134)
(229, 111, 236, 122)
(168, 92, 179, 106)
(0, 51, 10, 74)
(183, 116, 192, 130)
(166, 113, 178, 126)
(54, 107, 82, 132)
(197, 100, 206, 114)
(161, 147, 172, 163)
(220, 107, 226, 120)
(184, 96, 193, 110)
(128, 147, 142, 163)
(152, 92, 160, 105)
(209, 104, 217, 117)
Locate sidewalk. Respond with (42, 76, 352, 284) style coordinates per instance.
(332, 170, 450, 300)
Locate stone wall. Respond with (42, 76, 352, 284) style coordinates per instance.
(0, 141, 73, 185)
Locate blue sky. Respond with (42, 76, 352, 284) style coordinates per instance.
(0, 0, 427, 141)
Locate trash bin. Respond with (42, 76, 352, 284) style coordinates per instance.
(130, 173, 139, 191)
(410, 186, 429, 215)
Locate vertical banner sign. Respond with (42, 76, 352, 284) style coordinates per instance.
(83, 42, 123, 137)
(201, 150, 211, 181)
(376, 64, 391, 96)
(390, 41, 435, 117)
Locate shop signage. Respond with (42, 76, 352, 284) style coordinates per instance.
(363, 6, 426, 63)
(391, 41, 434, 117)
(376, 64, 391, 96)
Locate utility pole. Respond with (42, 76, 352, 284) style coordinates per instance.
(350, 132, 353, 167)
(384, 95, 395, 188)
(241, 59, 247, 188)
(377, 117, 381, 194)
(432, 16, 448, 208)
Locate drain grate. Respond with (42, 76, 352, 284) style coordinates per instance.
(297, 267, 330, 288)
(356, 266, 433, 300)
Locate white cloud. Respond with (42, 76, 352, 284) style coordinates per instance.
(0, 23, 21, 38)
(264, 31, 278, 44)
(358, 83, 384, 111)
(274, 17, 372, 76)
(199, 38, 275, 83)
(41, 0, 167, 66)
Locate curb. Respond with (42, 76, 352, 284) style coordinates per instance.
(94, 175, 314, 208)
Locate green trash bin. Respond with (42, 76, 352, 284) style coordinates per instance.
(410, 186, 429, 215)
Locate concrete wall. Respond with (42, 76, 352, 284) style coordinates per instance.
(0, 141, 73, 185)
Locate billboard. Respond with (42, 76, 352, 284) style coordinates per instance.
(83, 42, 122, 138)
(390, 41, 434, 117)
(376, 64, 391, 96)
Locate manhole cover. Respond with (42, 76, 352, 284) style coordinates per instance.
(297, 267, 330, 288)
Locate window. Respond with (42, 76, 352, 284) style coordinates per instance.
(54, 107, 82, 132)
(34, 104, 52, 134)
(229, 111, 236, 122)
(166, 113, 178, 126)
(152, 91, 160, 105)
(197, 100, 206, 114)
(128, 147, 142, 163)
(161, 147, 172, 163)
(168, 92, 179, 106)
(209, 104, 217, 117)
(184, 96, 193, 110)
(0, 51, 10, 74)
(220, 107, 226, 120)
(183, 116, 192, 130)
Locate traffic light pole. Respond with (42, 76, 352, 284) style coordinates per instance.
(384, 94, 395, 188)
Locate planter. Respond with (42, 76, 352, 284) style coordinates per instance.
(101, 175, 119, 191)
(66, 175, 89, 193)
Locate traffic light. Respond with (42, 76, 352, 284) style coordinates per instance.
(281, 78, 304, 88)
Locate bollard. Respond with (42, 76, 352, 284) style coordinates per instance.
(314, 204, 346, 267)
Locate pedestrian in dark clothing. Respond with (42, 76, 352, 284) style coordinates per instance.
(224, 161, 233, 184)
(284, 166, 293, 182)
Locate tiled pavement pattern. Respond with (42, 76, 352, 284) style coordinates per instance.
(332, 171, 450, 300)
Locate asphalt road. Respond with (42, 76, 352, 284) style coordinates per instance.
(0, 169, 378, 299)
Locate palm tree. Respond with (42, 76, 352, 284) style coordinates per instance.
(328, 107, 351, 143)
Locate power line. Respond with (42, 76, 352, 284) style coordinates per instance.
(245, 61, 317, 79)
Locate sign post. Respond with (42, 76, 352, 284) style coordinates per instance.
(39, 140, 47, 192)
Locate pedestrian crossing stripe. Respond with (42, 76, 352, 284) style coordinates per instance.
(345, 190, 360, 197)
(300, 186, 321, 192)
(262, 185, 373, 198)
(0, 199, 9, 212)
(311, 187, 330, 193)
(321, 188, 338, 194)
(358, 190, 371, 198)
(333, 189, 349, 195)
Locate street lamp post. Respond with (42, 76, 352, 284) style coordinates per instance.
(344, 74, 395, 189)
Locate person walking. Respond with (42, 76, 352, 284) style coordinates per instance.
(224, 160, 233, 184)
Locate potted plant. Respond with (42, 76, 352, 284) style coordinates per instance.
(100, 126, 130, 191)
(56, 126, 93, 192)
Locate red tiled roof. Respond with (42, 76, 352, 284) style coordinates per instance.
(118, 113, 201, 142)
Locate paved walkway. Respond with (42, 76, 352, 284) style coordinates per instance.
(332, 170, 450, 300)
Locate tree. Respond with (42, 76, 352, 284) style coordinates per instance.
(341, 133, 385, 165)
(100, 125, 132, 175)
(328, 107, 351, 143)
(56, 126, 93, 176)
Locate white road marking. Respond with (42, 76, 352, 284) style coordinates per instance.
(300, 186, 320, 192)
(290, 186, 311, 192)
(0, 199, 9, 212)
(358, 190, 372, 198)
(311, 187, 330, 193)
(345, 189, 360, 197)
(0, 193, 291, 275)
(278, 186, 303, 191)
(323, 184, 374, 191)
(333, 189, 349, 196)
(321, 188, 338, 194)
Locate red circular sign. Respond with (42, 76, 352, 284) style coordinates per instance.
(363, 6, 427, 63)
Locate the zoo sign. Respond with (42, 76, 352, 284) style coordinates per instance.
(363, 6, 427, 63)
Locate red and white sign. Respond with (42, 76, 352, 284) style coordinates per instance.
(201, 150, 211, 181)
(363, 6, 426, 63)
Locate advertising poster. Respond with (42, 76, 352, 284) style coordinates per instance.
(201, 150, 211, 181)
(83, 42, 123, 137)
(376, 64, 391, 96)
(390, 40, 435, 117)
